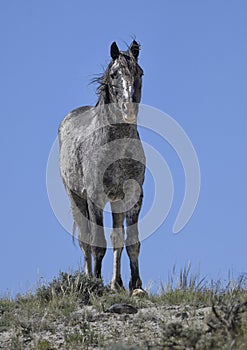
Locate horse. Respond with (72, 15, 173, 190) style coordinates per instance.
(58, 40, 145, 290)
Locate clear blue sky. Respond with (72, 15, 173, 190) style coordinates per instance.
(1, 1, 246, 295)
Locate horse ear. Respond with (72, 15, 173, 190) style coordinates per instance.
(110, 42, 120, 60)
(130, 40, 140, 60)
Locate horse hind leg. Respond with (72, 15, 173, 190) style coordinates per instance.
(125, 195, 143, 290)
(69, 190, 92, 276)
(110, 202, 125, 290)
(87, 199, 106, 279)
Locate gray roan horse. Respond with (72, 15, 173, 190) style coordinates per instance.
(59, 40, 145, 290)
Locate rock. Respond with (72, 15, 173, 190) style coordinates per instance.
(131, 289, 148, 298)
(107, 303, 138, 314)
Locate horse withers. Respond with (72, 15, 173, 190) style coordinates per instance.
(59, 40, 145, 290)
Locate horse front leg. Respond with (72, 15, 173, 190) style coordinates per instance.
(125, 195, 143, 290)
(87, 199, 106, 279)
(110, 203, 125, 290)
(69, 190, 92, 276)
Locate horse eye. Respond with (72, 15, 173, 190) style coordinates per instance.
(110, 72, 117, 79)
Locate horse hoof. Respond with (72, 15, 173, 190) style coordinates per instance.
(110, 281, 125, 291)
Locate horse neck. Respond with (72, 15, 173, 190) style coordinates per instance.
(95, 88, 139, 129)
(94, 101, 139, 133)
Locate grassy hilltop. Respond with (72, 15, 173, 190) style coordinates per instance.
(0, 268, 247, 349)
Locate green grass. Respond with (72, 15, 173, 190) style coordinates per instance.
(0, 267, 246, 350)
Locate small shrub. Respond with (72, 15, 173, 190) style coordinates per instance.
(207, 298, 247, 339)
(36, 270, 105, 305)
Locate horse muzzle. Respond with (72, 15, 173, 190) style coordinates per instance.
(122, 103, 137, 123)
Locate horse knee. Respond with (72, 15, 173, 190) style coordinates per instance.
(126, 241, 140, 258)
(91, 246, 106, 278)
(92, 246, 106, 261)
(111, 227, 124, 249)
(79, 241, 91, 256)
